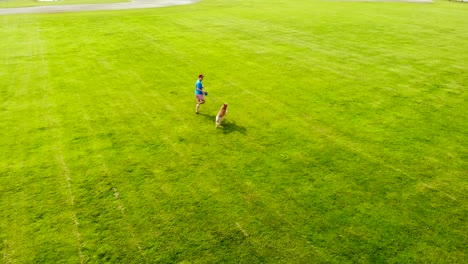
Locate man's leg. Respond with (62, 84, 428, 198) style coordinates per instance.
(196, 99, 205, 114)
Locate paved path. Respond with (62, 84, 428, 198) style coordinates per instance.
(0, 0, 199, 15)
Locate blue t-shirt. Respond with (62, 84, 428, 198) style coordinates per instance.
(195, 80, 203, 94)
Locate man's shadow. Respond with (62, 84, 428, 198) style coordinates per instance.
(198, 113, 216, 121)
(198, 114, 247, 134)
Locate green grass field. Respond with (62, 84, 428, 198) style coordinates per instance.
(1, 0, 467, 262)
(0, 0, 127, 9)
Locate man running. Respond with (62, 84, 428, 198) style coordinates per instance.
(195, 74, 207, 114)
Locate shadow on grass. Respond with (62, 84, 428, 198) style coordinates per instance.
(197, 113, 247, 134)
(220, 120, 247, 134)
(198, 113, 216, 121)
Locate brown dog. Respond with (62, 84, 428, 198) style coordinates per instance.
(216, 103, 228, 128)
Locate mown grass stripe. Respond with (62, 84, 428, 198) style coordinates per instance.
(37, 24, 87, 263)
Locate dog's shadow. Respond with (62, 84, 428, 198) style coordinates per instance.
(198, 114, 247, 134)
(221, 120, 247, 134)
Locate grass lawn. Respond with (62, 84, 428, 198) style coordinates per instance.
(0, 0, 467, 262)
(0, 0, 127, 9)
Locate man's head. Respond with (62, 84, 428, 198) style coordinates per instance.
(199, 74, 204, 80)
